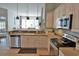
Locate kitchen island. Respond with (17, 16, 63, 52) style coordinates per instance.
(8, 30, 51, 55)
(8, 29, 63, 56)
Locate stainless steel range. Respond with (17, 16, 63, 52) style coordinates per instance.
(50, 33, 77, 56)
(50, 33, 76, 49)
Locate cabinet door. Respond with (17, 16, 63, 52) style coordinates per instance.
(28, 36, 40, 48)
(21, 36, 30, 48)
(59, 4, 66, 17)
(38, 36, 48, 48)
(65, 4, 73, 15)
(54, 7, 60, 20)
(21, 35, 48, 48)
(53, 7, 59, 28)
(21, 36, 38, 48)
(46, 11, 54, 28)
(54, 4, 65, 28)
(72, 4, 79, 30)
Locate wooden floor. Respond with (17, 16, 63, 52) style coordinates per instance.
(0, 45, 49, 56)
(0, 38, 52, 56)
(0, 48, 38, 56)
(0, 38, 37, 56)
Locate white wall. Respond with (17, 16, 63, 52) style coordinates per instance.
(8, 10, 16, 30)
(8, 10, 20, 30)
(0, 3, 45, 30)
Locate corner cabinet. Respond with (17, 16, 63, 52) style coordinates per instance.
(21, 35, 49, 48)
(45, 11, 54, 28)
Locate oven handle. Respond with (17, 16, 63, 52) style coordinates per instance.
(50, 41, 59, 50)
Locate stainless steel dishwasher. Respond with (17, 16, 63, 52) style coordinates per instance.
(11, 35, 20, 48)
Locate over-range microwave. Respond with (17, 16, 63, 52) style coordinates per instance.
(56, 14, 73, 29)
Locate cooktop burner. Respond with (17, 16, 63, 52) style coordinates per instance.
(50, 33, 76, 48)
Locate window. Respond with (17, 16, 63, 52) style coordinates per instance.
(0, 20, 6, 33)
(21, 16, 40, 29)
(0, 21, 5, 30)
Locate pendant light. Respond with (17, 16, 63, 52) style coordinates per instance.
(36, 4, 39, 20)
(16, 3, 19, 19)
(27, 15, 29, 19)
(26, 3, 29, 20)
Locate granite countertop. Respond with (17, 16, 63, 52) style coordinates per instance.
(59, 47, 79, 56)
(9, 30, 48, 36)
(20, 33, 48, 36)
(65, 31, 79, 38)
(70, 32, 79, 38)
(8, 28, 43, 32)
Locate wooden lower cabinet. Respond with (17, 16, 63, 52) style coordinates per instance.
(21, 35, 48, 48)
(50, 45, 59, 56)
(37, 48, 49, 56)
(21, 35, 49, 55)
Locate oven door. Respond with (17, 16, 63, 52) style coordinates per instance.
(50, 39, 59, 56)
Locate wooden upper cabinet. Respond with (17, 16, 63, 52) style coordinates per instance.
(53, 9, 57, 28)
(54, 8, 57, 21)
(64, 4, 79, 31)
(54, 6, 60, 20)
(46, 11, 54, 28)
(54, 4, 66, 18)
(65, 4, 73, 15)
(60, 4, 66, 16)
(54, 4, 74, 19)
(53, 4, 65, 28)
(72, 4, 79, 30)
(57, 4, 64, 18)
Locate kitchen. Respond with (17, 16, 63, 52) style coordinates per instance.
(0, 3, 79, 56)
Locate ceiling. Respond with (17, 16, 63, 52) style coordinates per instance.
(0, 3, 44, 16)
(0, 3, 60, 16)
